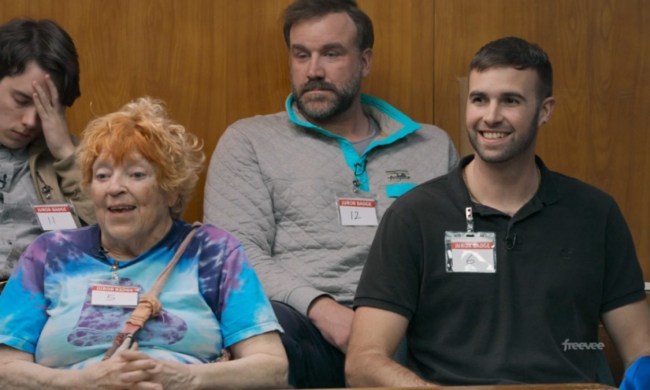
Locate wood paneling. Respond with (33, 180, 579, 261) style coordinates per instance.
(0, 0, 647, 277)
(223, 0, 289, 124)
(359, 0, 435, 124)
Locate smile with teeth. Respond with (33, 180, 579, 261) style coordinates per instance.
(480, 131, 508, 139)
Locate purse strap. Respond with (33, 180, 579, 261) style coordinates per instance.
(103, 222, 202, 360)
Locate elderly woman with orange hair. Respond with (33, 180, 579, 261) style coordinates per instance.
(0, 97, 288, 389)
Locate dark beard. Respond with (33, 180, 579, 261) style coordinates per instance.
(294, 73, 361, 122)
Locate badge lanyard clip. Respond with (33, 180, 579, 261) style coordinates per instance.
(465, 207, 474, 233)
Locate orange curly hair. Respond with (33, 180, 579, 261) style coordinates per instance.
(77, 97, 205, 219)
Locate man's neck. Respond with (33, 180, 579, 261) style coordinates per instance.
(464, 156, 540, 216)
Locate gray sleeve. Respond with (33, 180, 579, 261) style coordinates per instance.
(203, 125, 321, 313)
(447, 136, 460, 170)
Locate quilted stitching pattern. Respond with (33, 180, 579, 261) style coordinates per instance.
(205, 107, 458, 315)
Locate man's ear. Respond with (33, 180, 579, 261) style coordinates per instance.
(361, 48, 373, 78)
(538, 96, 555, 127)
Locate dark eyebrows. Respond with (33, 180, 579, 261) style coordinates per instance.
(290, 43, 308, 52)
(289, 42, 347, 53)
(468, 90, 527, 102)
(321, 43, 346, 52)
(502, 92, 527, 102)
(468, 91, 485, 99)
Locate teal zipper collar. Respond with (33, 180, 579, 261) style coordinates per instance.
(285, 93, 422, 192)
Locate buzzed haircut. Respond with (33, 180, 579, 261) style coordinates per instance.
(469, 36, 553, 100)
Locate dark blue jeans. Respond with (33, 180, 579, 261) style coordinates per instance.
(272, 301, 345, 388)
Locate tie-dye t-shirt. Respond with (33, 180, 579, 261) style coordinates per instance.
(0, 220, 281, 368)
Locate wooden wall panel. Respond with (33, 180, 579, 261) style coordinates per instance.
(223, 0, 290, 124)
(433, 0, 650, 279)
(359, 0, 435, 124)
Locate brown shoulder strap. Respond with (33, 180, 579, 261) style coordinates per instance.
(103, 222, 202, 360)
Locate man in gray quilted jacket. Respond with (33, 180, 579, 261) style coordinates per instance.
(204, 0, 458, 387)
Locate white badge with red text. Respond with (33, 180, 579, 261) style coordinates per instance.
(90, 284, 140, 307)
(445, 231, 497, 273)
(33, 204, 78, 231)
(337, 198, 378, 226)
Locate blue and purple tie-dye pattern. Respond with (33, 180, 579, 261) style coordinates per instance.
(67, 278, 187, 347)
(0, 220, 281, 368)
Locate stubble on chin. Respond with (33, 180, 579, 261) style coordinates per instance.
(467, 124, 539, 164)
(292, 69, 362, 122)
(296, 93, 337, 120)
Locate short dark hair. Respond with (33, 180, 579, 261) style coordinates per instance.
(469, 36, 553, 100)
(0, 18, 80, 107)
(282, 0, 374, 51)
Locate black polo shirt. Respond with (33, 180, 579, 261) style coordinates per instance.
(355, 155, 644, 385)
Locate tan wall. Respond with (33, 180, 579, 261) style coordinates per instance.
(1, 0, 648, 278)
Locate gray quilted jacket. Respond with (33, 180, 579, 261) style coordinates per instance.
(204, 94, 459, 316)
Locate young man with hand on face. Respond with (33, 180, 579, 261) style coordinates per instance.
(0, 18, 94, 292)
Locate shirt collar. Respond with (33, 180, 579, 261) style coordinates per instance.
(450, 154, 559, 218)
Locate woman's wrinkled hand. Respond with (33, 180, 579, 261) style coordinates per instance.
(77, 345, 161, 390)
(141, 358, 195, 390)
